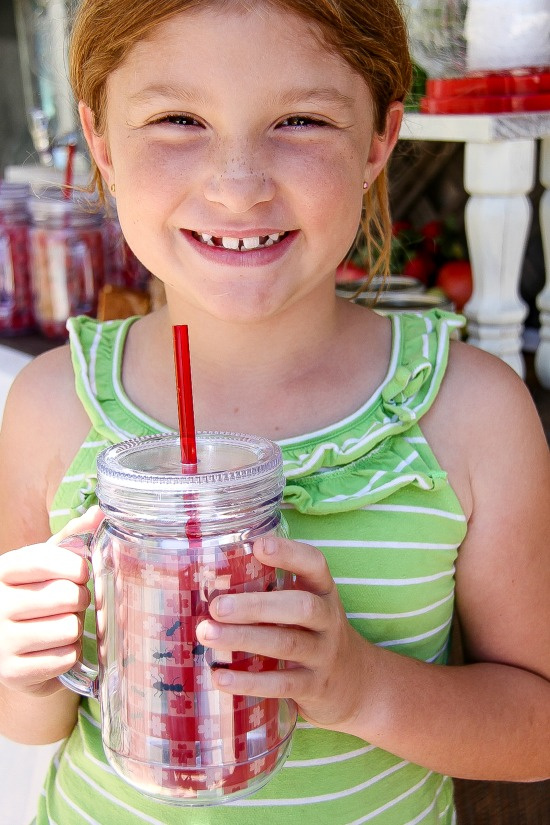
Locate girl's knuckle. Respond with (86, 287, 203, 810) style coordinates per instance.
(280, 671, 295, 696)
(280, 628, 300, 659)
(300, 591, 318, 622)
(317, 553, 331, 578)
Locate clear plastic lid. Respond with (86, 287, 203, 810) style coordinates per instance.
(96, 432, 285, 531)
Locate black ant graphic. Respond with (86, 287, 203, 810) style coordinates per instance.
(166, 620, 182, 637)
(153, 650, 174, 660)
(192, 642, 206, 657)
(153, 679, 189, 697)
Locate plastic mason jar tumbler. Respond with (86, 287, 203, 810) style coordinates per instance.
(59, 432, 297, 805)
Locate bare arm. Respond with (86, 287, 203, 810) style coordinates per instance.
(196, 346, 550, 780)
(338, 347, 550, 779)
(0, 349, 93, 744)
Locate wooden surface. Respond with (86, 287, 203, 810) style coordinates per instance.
(454, 777, 550, 824)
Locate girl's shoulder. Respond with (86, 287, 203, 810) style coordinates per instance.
(1, 345, 92, 515)
(6, 344, 86, 425)
(444, 339, 541, 435)
(420, 338, 548, 518)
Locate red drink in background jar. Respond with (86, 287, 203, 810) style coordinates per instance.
(0, 182, 34, 335)
(28, 191, 107, 339)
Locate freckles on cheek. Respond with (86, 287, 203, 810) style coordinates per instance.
(288, 145, 362, 204)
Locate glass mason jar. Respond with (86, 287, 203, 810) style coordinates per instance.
(28, 192, 107, 338)
(0, 183, 34, 335)
(59, 432, 297, 806)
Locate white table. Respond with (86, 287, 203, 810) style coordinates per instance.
(399, 112, 550, 384)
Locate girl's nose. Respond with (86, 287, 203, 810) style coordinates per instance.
(203, 146, 275, 212)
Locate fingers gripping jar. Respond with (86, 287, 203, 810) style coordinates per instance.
(59, 432, 297, 805)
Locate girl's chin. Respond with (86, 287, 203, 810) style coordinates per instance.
(164, 278, 310, 324)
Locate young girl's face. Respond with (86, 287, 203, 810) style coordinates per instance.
(83, 2, 401, 322)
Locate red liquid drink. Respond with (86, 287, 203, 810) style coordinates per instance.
(27, 192, 107, 339)
(117, 539, 284, 801)
(0, 183, 34, 335)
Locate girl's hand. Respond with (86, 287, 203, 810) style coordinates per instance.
(0, 507, 103, 698)
(196, 536, 371, 731)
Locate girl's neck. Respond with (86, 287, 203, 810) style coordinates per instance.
(124, 287, 391, 439)
(163, 283, 342, 385)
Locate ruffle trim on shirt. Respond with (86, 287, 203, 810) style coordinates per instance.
(67, 316, 171, 443)
(283, 439, 448, 514)
(280, 310, 464, 514)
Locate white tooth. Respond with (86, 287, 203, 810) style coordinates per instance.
(264, 239, 274, 246)
(221, 237, 240, 250)
(200, 233, 213, 243)
(242, 236, 260, 250)
(206, 239, 215, 246)
(269, 233, 282, 241)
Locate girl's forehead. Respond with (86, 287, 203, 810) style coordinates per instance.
(110, 4, 361, 94)
(125, 4, 337, 67)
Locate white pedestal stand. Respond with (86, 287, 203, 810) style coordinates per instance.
(400, 112, 550, 381)
(536, 138, 550, 388)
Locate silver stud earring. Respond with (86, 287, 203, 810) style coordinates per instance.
(363, 181, 369, 191)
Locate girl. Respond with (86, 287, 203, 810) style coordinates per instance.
(0, 1, 549, 823)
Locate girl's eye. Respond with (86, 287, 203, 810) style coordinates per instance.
(278, 115, 328, 130)
(151, 114, 203, 127)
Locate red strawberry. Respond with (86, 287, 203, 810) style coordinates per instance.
(436, 260, 473, 312)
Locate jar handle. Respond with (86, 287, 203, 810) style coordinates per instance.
(57, 531, 100, 699)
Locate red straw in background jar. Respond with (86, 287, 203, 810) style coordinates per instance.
(62, 143, 76, 201)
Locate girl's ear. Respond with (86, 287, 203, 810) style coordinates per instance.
(78, 101, 114, 189)
(363, 101, 403, 185)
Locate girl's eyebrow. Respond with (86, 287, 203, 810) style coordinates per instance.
(128, 84, 355, 110)
(128, 83, 210, 106)
(268, 86, 357, 110)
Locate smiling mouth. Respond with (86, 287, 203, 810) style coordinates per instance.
(191, 230, 290, 251)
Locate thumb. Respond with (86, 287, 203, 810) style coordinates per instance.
(48, 505, 105, 548)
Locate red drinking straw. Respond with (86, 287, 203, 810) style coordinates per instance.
(62, 143, 76, 201)
(172, 324, 198, 469)
(172, 324, 203, 769)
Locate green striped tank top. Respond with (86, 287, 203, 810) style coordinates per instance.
(41, 309, 466, 825)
